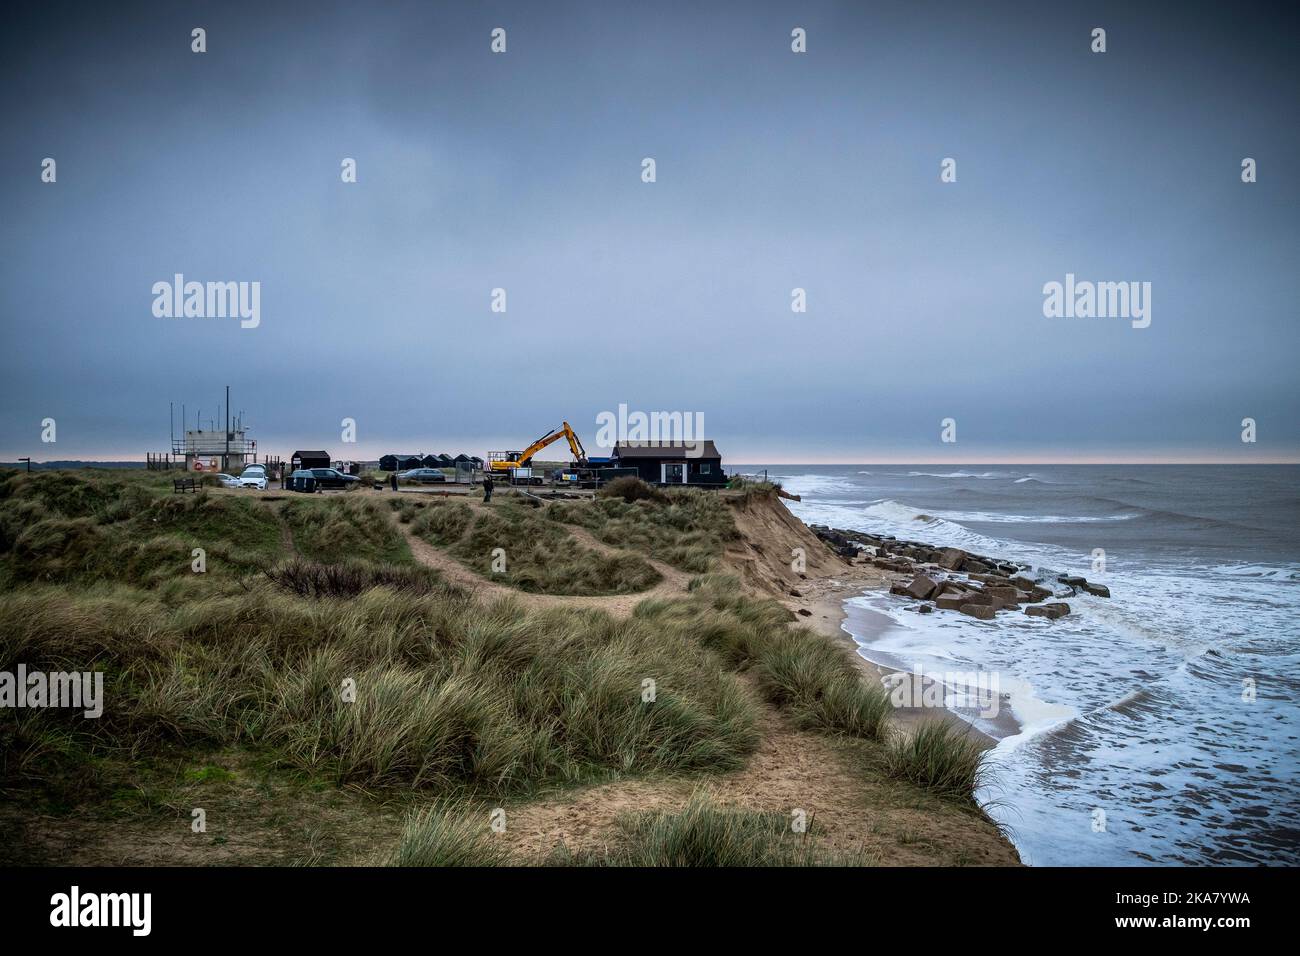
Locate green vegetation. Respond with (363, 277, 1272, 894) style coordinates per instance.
(726, 476, 783, 493)
(184, 764, 236, 784)
(882, 719, 989, 801)
(413, 498, 662, 596)
(0, 582, 759, 800)
(264, 557, 446, 598)
(389, 792, 859, 867)
(563, 792, 859, 866)
(0, 469, 281, 588)
(637, 575, 893, 742)
(597, 475, 666, 504)
(410, 500, 474, 546)
(549, 484, 740, 573)
(280, 496, 411, 565)
(0, 468, 996, 867)
(387, 497, 421, 525)
(387, 803, 513, 867)
(0, 467, 165, 523)
(636, 576, 987, 806)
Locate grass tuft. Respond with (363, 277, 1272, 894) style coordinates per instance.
(388, 804, 512, 866)
(882, 720, 988, 802)
(555, 792, 862, 866)
(597, 476, 666, 504)
(263, 558, 446, 598)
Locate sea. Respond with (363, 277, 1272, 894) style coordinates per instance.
(743, 464, 1300, 866)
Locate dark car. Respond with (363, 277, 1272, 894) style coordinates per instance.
(309, 467, 361, 490)
(398, 467, 446, 484)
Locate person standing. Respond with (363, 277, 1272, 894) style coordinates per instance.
(483, 474, 494, 503)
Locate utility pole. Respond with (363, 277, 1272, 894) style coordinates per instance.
(224, 385, 230, 472)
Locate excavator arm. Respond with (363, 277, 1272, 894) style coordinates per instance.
(493, 421, 588, 470)
(561, 422, 587, 463)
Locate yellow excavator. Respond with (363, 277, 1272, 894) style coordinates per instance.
(487, 421, 589, 475)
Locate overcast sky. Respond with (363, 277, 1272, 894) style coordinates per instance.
(2, 0, 1297, 463)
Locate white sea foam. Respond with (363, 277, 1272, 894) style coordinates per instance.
(930, 508, 1141, 525)
(833, 498, 1072, 560)
(1198, 562, 1300, 581)
(788, 469, 1300, 865)
(770, 473, 859, 497)
(903, 470, 1007, 479)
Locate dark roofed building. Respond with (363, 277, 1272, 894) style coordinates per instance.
(612, 440, 724, 486)
(379, 454, 423, 472)
(291, 450, 331, 470)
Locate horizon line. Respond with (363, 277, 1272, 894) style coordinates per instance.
(5, 456, 1299, 467)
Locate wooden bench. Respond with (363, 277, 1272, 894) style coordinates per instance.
(173, 478, 199, 494)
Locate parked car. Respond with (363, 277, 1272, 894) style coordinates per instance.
(308, 467, 360, 490)
(398, 468, 446, 484)
(215, 473, 240, 488)
(237, 464, 268, 490)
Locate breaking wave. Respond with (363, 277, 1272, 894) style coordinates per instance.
(903, 470, 1007, 479)
(931, 508, 1141, 525)
(785, 465, 1300, 866)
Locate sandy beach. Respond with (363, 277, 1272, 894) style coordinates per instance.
(777, 556, 1010, 746)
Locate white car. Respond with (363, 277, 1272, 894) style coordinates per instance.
(215, 473, 240, 489)
(237, 465, 268, 490)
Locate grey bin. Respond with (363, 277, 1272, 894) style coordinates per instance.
(293, 474, 317, 494)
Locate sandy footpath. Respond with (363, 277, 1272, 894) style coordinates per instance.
(391, 491, 1020, 863)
